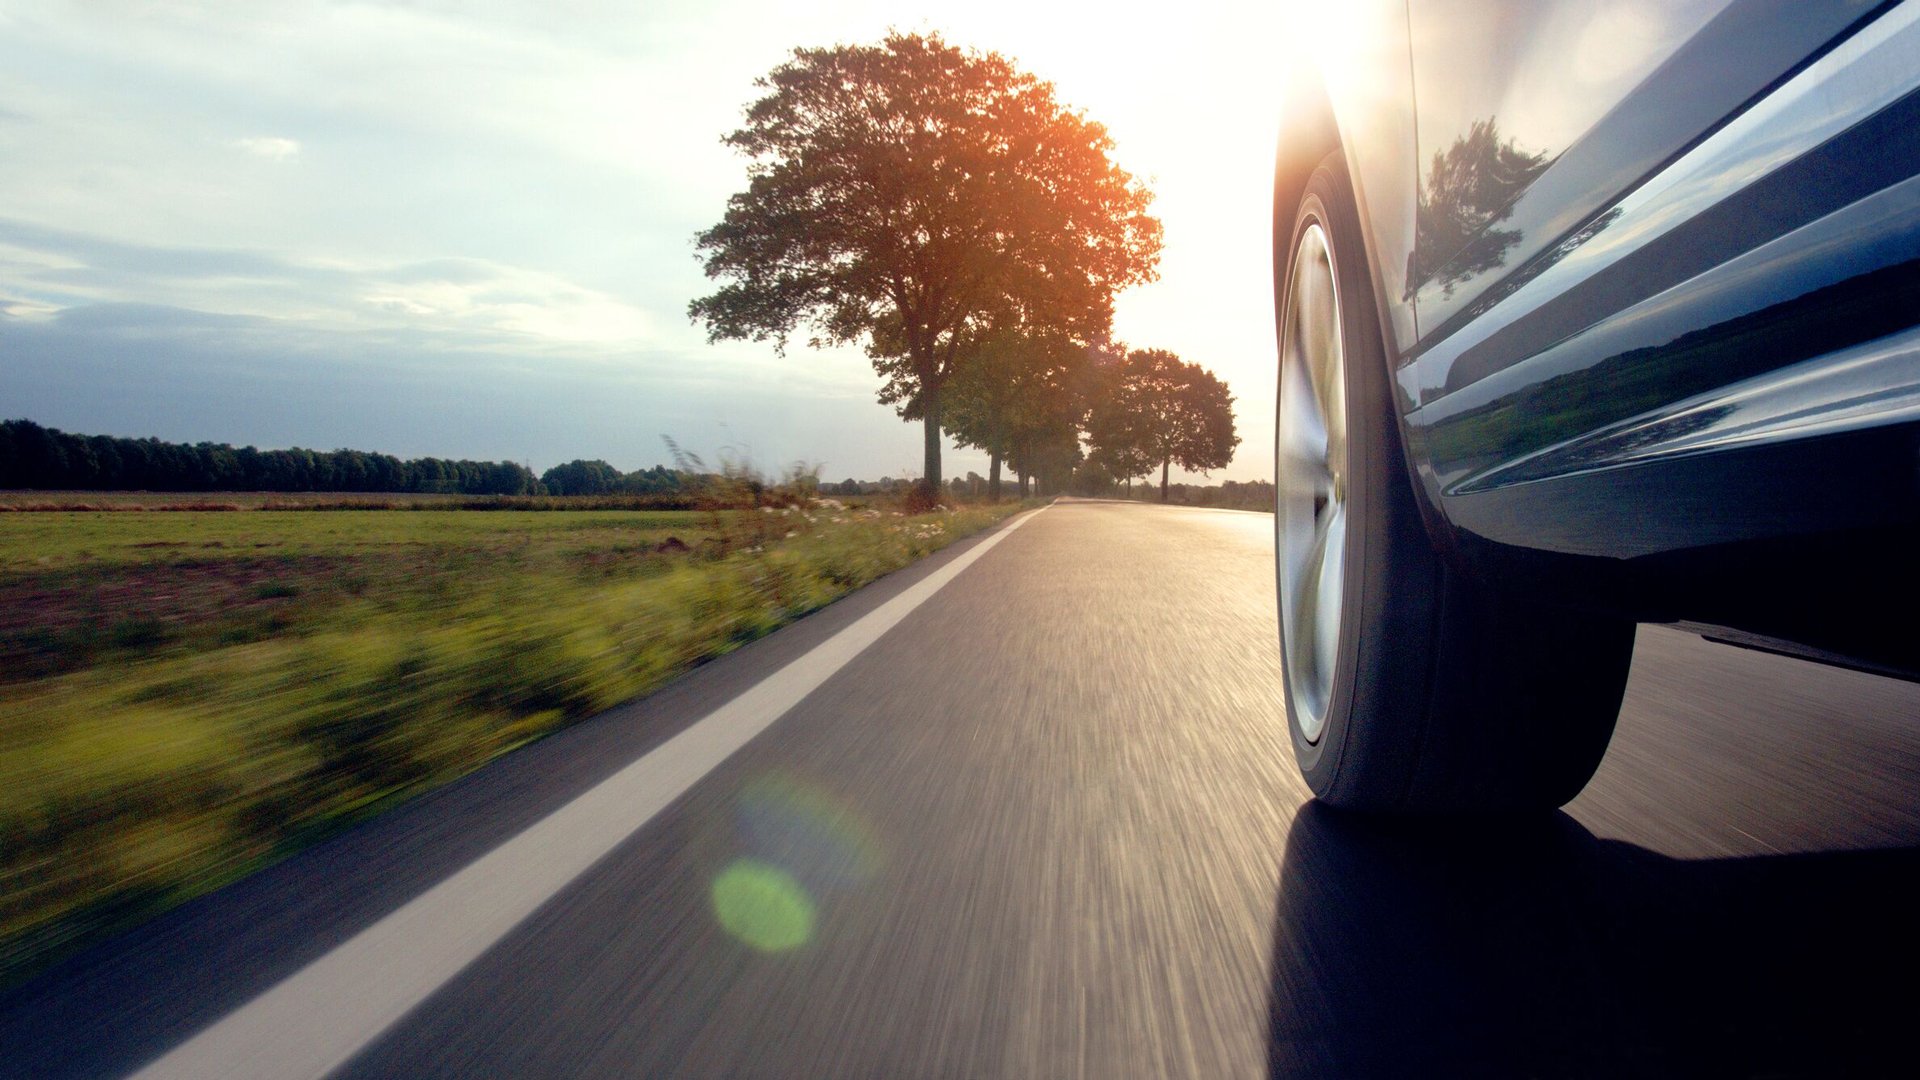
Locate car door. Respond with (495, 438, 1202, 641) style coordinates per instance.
(1394, 1, 1913, 559)
(1401, 0, 1884, 398)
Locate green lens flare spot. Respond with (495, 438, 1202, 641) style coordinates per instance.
(711, 859, 816, 952)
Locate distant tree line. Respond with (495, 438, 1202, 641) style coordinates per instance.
(1087, 477, 1275, 511)
(1, 419, 541, 495)
(817, 476, 921, 497)
(537, 459, 690, 496)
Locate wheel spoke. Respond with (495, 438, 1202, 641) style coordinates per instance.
(1277, 361, 1331, 497)
(1292, 509, 1329, 650)
(1275, 222, 1349, 746)
(1311, 503, 1345, 689)
(1297, 253, 1338, 417)
(1302, 260, 1346, 474)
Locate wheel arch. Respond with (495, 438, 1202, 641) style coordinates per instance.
(1273, 53, 1463, 563)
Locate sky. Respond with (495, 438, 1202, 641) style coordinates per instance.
(0, 0, 1291, 483)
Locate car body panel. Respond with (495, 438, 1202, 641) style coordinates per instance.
(1426, 175, 1920, 511)
(1404, 2, 1920, 547)
(1403, 0, 1883, 379)
(1284, 0, 1920, 674)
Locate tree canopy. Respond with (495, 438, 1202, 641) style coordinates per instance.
(1087, 348, 1239, 501)
(690, 31, 1162, 502)
(540, 459, 624, 496)
(942, 326, 1085, 499)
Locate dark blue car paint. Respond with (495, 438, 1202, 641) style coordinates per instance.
(1404, 0, 1889, 351)
(1291, 0, 1920, 674)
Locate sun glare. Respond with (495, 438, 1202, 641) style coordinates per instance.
(885, 0, 1293, 482)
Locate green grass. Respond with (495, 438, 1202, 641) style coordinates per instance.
(0, 498, 1034, 985)
(0, 508, 712, 569)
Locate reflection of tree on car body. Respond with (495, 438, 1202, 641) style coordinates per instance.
(1403, 117, 1550, 302)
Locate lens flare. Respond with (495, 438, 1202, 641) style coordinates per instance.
(711, 858, 816, 953)
(734, 775, 883, 888)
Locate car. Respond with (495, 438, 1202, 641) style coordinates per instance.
(1272, 0, 1920, 813)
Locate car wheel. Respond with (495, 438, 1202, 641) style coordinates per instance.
(1275, 151, 1636, 813)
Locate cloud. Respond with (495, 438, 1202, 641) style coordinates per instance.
(0, 218, 654, 348)
(232, 135, 300, 160)
(0, 293, 58, 318)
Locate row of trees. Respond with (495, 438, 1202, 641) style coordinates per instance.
(691, 32, 1238, 504)
(973, 334, 1240, 498)
(938, 333, 1237, 499)
(0, 419, 541, 495)
(940, 470, 1269, 508)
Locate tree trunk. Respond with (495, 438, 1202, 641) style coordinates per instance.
(988, 452, 1002, 502)
(1159, 457, 1170, 502)
(919, 383, 942, 505)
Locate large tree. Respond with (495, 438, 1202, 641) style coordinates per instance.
(689, 32, 1162, 502)
(1088, 348, 1239, 501)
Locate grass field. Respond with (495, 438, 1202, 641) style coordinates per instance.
(0, 507, 711, 566)
(0, 490, 896, 513)
(0, 496, 1032, 985)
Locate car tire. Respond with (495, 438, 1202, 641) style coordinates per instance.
(1276, 151, 1636, 814)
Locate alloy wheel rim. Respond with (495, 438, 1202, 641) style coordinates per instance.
(1276, 222, 1349, 745)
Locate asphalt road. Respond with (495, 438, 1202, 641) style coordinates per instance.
(4, 499, 1918, 1078)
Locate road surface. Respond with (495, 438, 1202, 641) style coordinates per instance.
(3, 499, 1917, 1078)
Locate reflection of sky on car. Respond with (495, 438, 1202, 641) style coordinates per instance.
(1410, 1, 1729, 163)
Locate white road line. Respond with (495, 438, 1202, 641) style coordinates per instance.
(128, 506, 1045, 1080)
